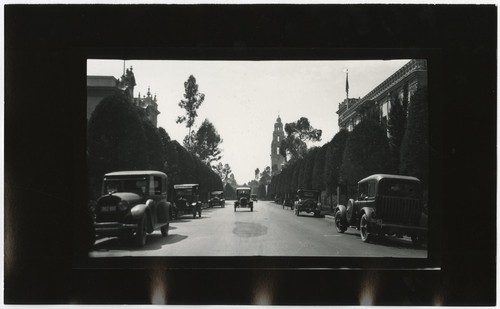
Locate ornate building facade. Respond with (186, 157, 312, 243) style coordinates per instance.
(270, 115, 286, 176)
(336, 59, 428, 131)
(87, 66, 160, 127)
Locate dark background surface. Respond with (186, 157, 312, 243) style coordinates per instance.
(4, 4, 496, 305)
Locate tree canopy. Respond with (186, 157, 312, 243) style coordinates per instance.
(176, 75, 205, 147)
(340, 119, 392, 187)
(400, 86, 429, 185)
(189, 119, 223, 165)
(279, 117, 322, 161)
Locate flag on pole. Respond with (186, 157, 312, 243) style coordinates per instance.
(345, 70, 349, 96)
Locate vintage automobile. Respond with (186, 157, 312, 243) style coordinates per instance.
(209, 190, 225, 208)
(334, 174, 428, 245)
(282, 194, 294, 210)
(234, 187, 254, 212)
(251, 194, 258, 203)
(93, 170, 171, 247)
(294, 189, 321, 216)
(172, 184, 202, 219)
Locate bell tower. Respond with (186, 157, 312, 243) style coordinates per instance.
(271, 115, 286, 176)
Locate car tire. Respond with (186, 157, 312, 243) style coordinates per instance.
(360, 214, 371, 243)
(198, 207, 202, 218)
(335, 212, 347, 233)
(251, 206, 253, 212)
(411, 234, 423, 246)
(135, 215, 147, 247)
(161, 223, 169, 237)
(192, 207, 196, 219)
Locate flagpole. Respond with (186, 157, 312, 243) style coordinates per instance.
(345, 69, 349, 110)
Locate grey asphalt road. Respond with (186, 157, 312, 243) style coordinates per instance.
(89, 200, 427, 258)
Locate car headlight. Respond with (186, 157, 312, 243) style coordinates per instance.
(118, 200, 129, 211)
(317, 202, 321, 206)
(191, 202, 197, 206)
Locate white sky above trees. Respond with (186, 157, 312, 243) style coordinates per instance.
(87, 59, 410, 184)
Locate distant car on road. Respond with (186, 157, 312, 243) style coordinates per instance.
(334, 174, 428, 245)
(93, 170, 171, 247)
(234, 187, 254, 212)
(172, 184, 202, 219)
(209, 190, 225, 208)
(251, 194, 258, 203)
(294, 189, 321, 217)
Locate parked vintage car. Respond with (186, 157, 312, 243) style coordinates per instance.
(93, 170, 171, 247)
(251, 194, 258, 203)
(334, 174, 428, 245)
(294, 189, 321, 216)
(234, 187, 254, 212)
(282, 194, 295, 210)
(172, 184, 202, 219)
(209, 190, 225, 208)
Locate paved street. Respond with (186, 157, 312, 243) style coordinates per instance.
(90, 200, 427, 258)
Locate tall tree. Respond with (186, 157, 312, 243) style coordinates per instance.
(400, 86, 429, 185)
(87, 93, 148, 198)
(214, 162, 232, 185)
(340, 120, 392, 193)
(312, 143, 328, 191)
(189, 119, 222, 165)
(259, 166, 271, 185)
(142, 121, 164, 171)
(176, 75, 205, 148)
(255, 168, 260, 181)
(279, 117, 322, 161)
(224, 183, 236, 200)
(227, 173, 238, 188)
(387, 95, 407, 173)
(324, 130, 349, 195)
(303, 148, 319, 189)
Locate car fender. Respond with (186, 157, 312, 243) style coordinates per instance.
(360, 207, 375, 221)
(131, 204, 148, 220)
(335, 205, 347, 219)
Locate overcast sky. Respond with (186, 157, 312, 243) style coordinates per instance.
(87, 59, 410, 184)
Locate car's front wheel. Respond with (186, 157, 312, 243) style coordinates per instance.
(335, 212, 347, 233)
(360, 214, 371, 243)
(135, 215, 147, 247)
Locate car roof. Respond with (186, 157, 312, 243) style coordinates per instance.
(297, 189, 319, 193)
(236, 187, 251, 190)
(174, 184, 199, 189)
(358, 174, 421, 183)
(104, 170, 167, 177)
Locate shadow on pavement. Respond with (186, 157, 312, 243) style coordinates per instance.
(339, 228, 427, 250)
(92, 233, 188, 252)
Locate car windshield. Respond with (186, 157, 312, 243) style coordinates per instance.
(298, 191, 319, 199)
(176, 189, 193, 198)
(237, 190, 250, 197)
(379, 179, 421, 198)
(103, 176, 147, 195)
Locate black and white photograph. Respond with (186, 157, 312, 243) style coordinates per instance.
(86, 59, 429, 259)
(4, 3, 496, 306)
